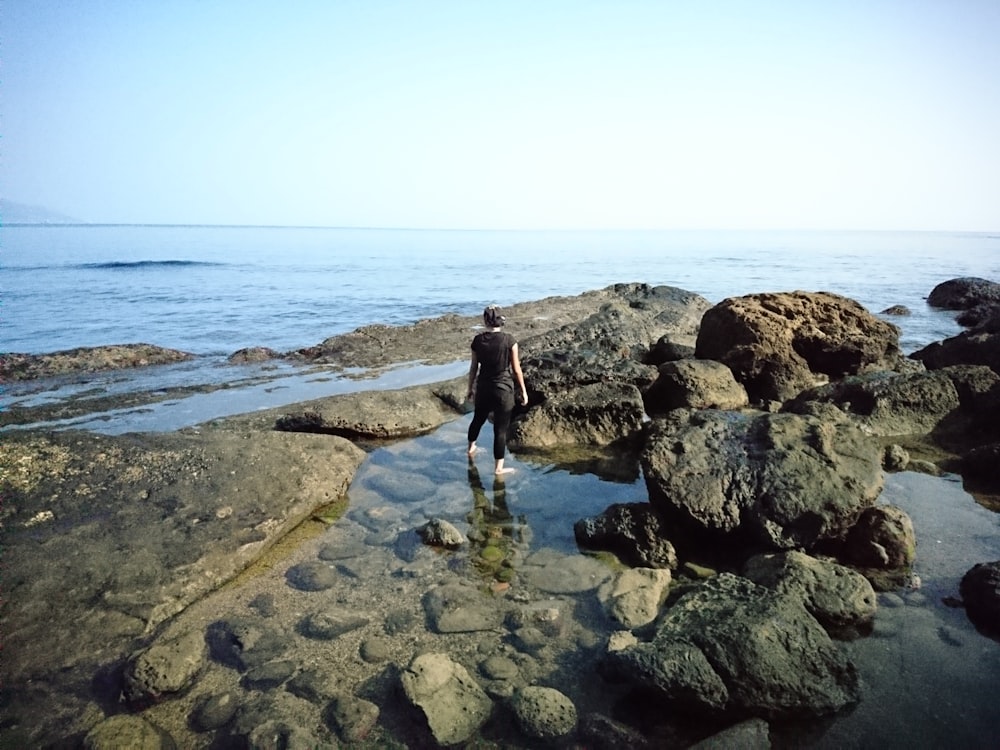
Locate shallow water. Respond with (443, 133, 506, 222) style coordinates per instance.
(348, 418, 1000, 746)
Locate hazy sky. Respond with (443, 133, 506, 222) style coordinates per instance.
(4, 1, 999, 230)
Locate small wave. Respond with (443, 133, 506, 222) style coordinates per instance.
(77, 260, 226, 270)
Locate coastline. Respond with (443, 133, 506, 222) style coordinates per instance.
(4, 282, 1000, 747)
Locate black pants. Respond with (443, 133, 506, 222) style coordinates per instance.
(468, 385, 515, 460)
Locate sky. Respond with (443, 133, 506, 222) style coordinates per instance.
(3, 1, 999, 230)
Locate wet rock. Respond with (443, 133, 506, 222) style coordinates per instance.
(509, 382, 645, 449)
(285, 560, 338, 591)
(695, 291, 902, 403)
(641, 409, 883, 553)
(963, 443, 1000, 491)
(480, 655, 520, 681)
(646, 336, 696, 366)
(245, 721, 320, 750)
(578, 712, 653, 749)
(399, 652, 493, 746)
(359, 636, 393, 663)
(227, 346, 281, 364)
(1, 343, 193, 382)
(883, 444, 910, 471)
(83, 714, 176, 750)
(960, 561, 1000, 634)
(574, 502, 678, 569)
(597, 567, 672, 629)
(241, 659, 296, 690)
(325, 692, 380, 743)
(286, 668, 341, 703)
(506, 600, 567, 637)
(880, 305, 911, 316)
(607, 573, 859, 719)
(644, 359, 749, 414)
(510, 685, 578, 739)
(423, 582, 500, 633)
(520, 548, 614, 594)
(275, 385, 462, 439)
(123, 629, 205, 704)
(912, 329, 1000, 377)
(927, 277, 1000, 311)
(842, 505, 916, 570)
(689, 718, 771, 749)
(296, 611, 370, 640)
(189, 690, 240, 732)
(417, 518, 465, 549)
(742, 551, 877, 638)
(248, 593, 277, 618)
(205, 618, 288, 672)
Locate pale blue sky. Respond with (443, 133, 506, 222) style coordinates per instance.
(4, 1, 999, 230)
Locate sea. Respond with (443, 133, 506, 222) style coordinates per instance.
(5, 225, 1000, 745)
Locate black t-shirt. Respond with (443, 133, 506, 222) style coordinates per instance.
(471, 331, 516, 390)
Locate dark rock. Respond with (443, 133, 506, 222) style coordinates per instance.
(509, 382, 645, 449)
(578, 712, 653, 750)
(694, 291, 902, 403)
(83, 715, 176, 750)
(325, 693, 380, 743)
(641, 409, 883, 554)
(605, 573, 860, 719)
(956, 303, 1000, 329)
(927, 277, 1000, 310)
(285, 561, 338, 591)
(205, 618, 288, 672)
(880, 305, 911, 316)
(248, 593, 276, 618)
(417, 518, 465, 549)
(245, 721, 320, 750)
(286, 668, 341, 703)
(226, 346, 281, 364)
(643, 359, 748, 414)
(689, 718, 771, 749)
(842, 505, 916, 570)
(574, 503, 678, 569)
(0, 343, 193, 382)
(645, 337, 697, 366)
(123, 630, 205, 704)
(963, 443, 1000, 491)
(912, 329, 1000, 377)
(960, 561, 1000, 634)
(240, 659, 296, 690)
(883, 444, 910, 471)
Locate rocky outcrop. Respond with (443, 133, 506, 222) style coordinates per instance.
(509, 382, 645, 449)
(641, 409, 884, 554)
(694, 292, 902, 404)
(960, 561, 1000, 635)
(742, 551, 877, 638)
(841, 505, 916, 572)
(606, 573, 860, 719)
(927, 277, 1000, 311)
(0, 343, 193, 381)
(911, 326, 1000, 376)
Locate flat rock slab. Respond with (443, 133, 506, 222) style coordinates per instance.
(0, 426, 365, 687)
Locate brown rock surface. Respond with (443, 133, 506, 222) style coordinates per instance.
(0, 343, 193, 381)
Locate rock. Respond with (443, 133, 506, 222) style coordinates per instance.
(641, 409, 883, 553)
(325, 692, 380, 743)
(0, 343, 193, 382)
(785, 369, 962, 437)
(578, 712, 653, 749)
(359, 636, 393, 663)
(606, 573, 860, 719)
(506, 600, 567, 637)
(742, 551, 877, 638)
(694, 291, 902, 403)
(123, 629, 205, 704)
(597, 567, 672, 629)
(912, 330, 1000, 376)
(190, 691, 240, 732)
(83, 715, 176, 750)
(573, 503, 678, 569)
(960, 561, 1000, 634)
(423, 583, 500, 633)
(399, 652, 493, 745)
(286, 669, 341, 703)
(644, 359, 749, 414)
(880, 305, 911, 316)
(285, 561, 338, 591)
(509, 382, 645, 449)
(275, 382, 463, 439)
(480, 655, 520, 681)
(510, 685, 578, 739)
(963, 443, 1000, 491)
(520, 548, 614, 594)
(245, 721, 320, 750)
(240, 659, 296, 691)
(226, 346, 281, 364)
(842, 505, 916, 570)
(645, 336, 696, 366)
(689, 718, 771, 749)
(205, 618, 288, 672)
(883, 444, 910, 471)
(296, 611, 370, 640)
(957, 303, 1000, 329)
(927, 277, 1000, 311)
(417, 518, 465, 549)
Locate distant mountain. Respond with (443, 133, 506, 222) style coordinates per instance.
(1, 200, 84, 224)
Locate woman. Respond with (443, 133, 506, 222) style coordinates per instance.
(466, 305, 528, 475)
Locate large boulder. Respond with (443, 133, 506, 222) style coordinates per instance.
(399, 652, 493, 745)
(509, 382, 645, 449)
(742, 551, 877, 638)
(911, 328, 1000, 377)
(695, 292, 902, 404)
(643, 359, 749, 415)
(605, 573, 860, 719)
(641, 409, 883, 554)
(960, 561, 1000, 635)
(519, 283, 710, 401)
(927, 277, 1000, 311)
(841, 505, 916, 571)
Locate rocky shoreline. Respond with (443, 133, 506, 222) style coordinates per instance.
(3, 280, 1000, 748)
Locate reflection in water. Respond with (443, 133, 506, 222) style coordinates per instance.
(465, 459, 527, 586)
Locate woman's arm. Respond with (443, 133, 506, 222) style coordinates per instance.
(511, 343, 528, 405)
(467, 351, 479, 401)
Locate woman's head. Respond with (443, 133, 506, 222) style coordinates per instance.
(483, 305, 505, 328)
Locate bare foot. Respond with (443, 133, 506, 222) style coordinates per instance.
(467, 443, 478, 456)
(495, 467, 515, 475)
